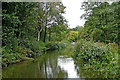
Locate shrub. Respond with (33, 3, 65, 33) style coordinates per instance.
(67, 31, 78, 42)
(2, 36, 46, 67)
(72, 40, 119, 78)
(45, 42, 66, 51)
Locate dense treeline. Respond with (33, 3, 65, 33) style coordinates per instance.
(79, 2, 119, 44)
(2, 2, 68, 66)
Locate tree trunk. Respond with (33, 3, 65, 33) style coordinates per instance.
(43, 25, 47, 42)
(43, 15, 47, 42)
(49, 32, 51, 41)
(43, 2, 48, 43)
(40, 30, 42, 41)
(38, 30, 40, 41)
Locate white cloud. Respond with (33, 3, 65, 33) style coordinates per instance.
(62, 0, 86, 28)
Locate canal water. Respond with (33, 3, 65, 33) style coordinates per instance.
(2, 49, 84, 78)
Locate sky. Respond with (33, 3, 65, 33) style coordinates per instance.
(61, 0, 86, 28)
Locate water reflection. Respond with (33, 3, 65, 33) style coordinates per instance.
(2, 50, 80, 78)
(57, 56, 79, 78)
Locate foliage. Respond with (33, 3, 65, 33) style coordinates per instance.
(72, 40, 119, 78)
(74, 2, 120, 78)
(48, 24, 68, 41)
(71, 26, 82, 31)
(80, 2, 119, 43)
(2, 2, 67, 67)
(45, 42, 66, 51)
(67, 31, 78, 42)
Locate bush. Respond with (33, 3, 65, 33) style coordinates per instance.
(20, 36, 42, 53)
(2, 36, 46, 67)
(72, 40, 119, 78)
(67, 31, 78, 42)
(45, 42, 66, 51)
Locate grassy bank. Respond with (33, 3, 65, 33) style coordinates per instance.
(72, 40, 119, 78)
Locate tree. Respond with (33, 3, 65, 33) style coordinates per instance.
(41, 2, 66, 42)
(71, 26, 83, 31)
(79, 2, 119, 43)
